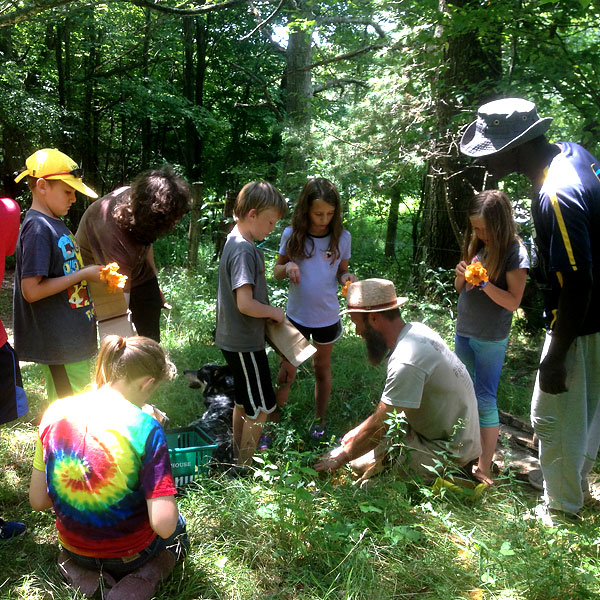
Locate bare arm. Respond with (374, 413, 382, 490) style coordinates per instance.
(29, 467, 53, 511)
(454, 261, 467, 293)
(336, 259, 357, 284)
(314, 401, 391, 472)
(21, 264, 104, 303)
(146, 496, 179, 538)
(236, 284, 285, 322)
(273, 253, 301, 283)
(480, 268, 528, 312)
(539, 268, 592, 394)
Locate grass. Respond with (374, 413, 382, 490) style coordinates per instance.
(1, 236, 599, 599)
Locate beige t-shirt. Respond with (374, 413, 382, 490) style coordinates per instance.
(381, 322, 481, 465)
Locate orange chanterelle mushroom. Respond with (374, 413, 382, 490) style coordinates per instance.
(100, 262, 128, 293)
(464, 261, 489, 286)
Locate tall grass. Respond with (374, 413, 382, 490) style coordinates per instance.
(1, 233, 598, 599)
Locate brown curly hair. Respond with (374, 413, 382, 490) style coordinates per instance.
(114, 166, 191, 245)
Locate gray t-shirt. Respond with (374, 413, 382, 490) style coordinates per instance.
(215, 226, 269, 352)
(456, 240, 530, 341)
(381, 322, 481, 465)
(14, 210, 97, 365)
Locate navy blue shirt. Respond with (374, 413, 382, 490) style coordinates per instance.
(531, 142, 600, 335)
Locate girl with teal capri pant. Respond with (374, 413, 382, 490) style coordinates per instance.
(454, 190, 529, 484)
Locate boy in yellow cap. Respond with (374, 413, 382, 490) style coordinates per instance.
(13, 149, 105, 401)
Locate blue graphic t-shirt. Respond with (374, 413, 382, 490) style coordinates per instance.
(531, 142, 600, 334)
(14, 209, 97, 364)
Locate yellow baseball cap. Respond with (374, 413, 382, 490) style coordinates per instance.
(14, 148, 98, 198)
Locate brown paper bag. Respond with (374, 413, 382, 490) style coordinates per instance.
(88, 280, 136, 340)
(265, 318, 317, 367)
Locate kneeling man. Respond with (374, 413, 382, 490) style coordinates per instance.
(314, 279, 481, 481)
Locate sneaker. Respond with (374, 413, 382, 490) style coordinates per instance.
(0, 519, 26, 540)
(523, 504, 580, 526)
(257, 434, 272, 451)
(309, 421, 326, 440)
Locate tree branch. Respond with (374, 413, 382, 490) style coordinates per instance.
(240, 0, 285, 42)
(313, 77, 369, 93)
(226, 59, 284, 121)
(291, 42, 388, 74)
(315, 16, 387, 39)
(0, 0, 248, 27)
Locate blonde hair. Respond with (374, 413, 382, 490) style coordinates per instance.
(233, 181, 286, 220)
(95, 335, 176, 387)
(461, 190, 520, 282)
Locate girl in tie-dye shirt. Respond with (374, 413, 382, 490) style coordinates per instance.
(30, 335, 187, 598)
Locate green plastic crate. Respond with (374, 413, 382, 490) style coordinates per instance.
(166, 426, 217, 487)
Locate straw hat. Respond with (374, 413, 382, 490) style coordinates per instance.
(340, 278, 408, 314)
(460, 98, 552, 158)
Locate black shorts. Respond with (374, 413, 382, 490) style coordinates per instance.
(221, 349, 276, 419)
(288, 317, 343, 345)
(0, 342, 28, 426)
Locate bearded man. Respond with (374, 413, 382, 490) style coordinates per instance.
(314, 279, 481, 482)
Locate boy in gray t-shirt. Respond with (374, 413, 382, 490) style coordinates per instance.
(215, 182, 286, 467)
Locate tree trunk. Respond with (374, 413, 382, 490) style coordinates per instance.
(416, 0, 501, 281)
(141, 9, 152, 169)
(385, 185, 401, 258)
(281, 1, 314, 197)
(187, 181, 204, 269)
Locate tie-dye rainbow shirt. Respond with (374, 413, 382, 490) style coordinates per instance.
(34, 387, 176, 558)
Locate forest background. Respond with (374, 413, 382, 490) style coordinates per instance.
(1, 1, 600, 599)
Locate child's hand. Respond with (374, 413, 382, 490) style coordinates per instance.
(455, 261, 467, 278)
(269, 306, 286, 324)
(341, 425, 360, 447)
(80, 265, 104, 284)
(285, 261, 301, 284)
(314, 446, 347, 472)
(341, 272, 357, 285)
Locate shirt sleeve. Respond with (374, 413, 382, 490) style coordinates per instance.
(19, 217, 55, 279)
(229, 244, 258, 291)
(139, 425, 177, 499)
(538, 188, 592, 273)
(381, 362, 426, 410)
(278, 227, 291, 256)
(341, 230, 352, 261)
(33, 436, 45, 471)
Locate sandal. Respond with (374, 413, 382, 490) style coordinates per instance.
(0, 519, 26, 540)
(309, 422, 326, 440)
(257, 434, 272, 451)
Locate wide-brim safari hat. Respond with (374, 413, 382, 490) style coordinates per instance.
(340, 278, 408, 314)
(460, 98, 553, 158)
(14, 148, 98, 198)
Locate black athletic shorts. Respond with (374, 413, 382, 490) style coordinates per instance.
(288, 317, 343, 345)
(221, 349, 276, 419)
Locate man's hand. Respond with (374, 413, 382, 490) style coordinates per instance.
(538, 353, 568, 394)
(314, 446, 347, 473)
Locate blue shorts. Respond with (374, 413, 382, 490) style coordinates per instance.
(288, 317, 343, 345)
(221, 349, 276, 418)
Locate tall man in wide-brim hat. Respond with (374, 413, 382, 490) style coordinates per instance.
(461, 97, 600, 518)
(314, 279, 481, 482)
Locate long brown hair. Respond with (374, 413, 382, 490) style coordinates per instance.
(285, 178, 344, 263)
(95, 335, 176, 387)
(461, 190, 519, 282)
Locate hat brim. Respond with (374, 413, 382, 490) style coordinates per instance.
(460, 117, 553, 158)
(57, 177, 98, 199)
(340, 297, 408, 315)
